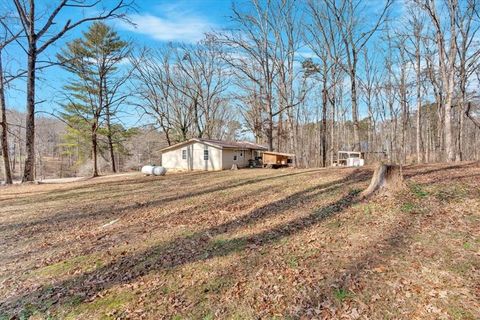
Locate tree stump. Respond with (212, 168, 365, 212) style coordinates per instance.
(361, 163, 405, 198)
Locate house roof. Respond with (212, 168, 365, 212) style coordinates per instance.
(160, 138, 268, 152)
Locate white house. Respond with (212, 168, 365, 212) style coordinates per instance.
(160, 138, 267, 171)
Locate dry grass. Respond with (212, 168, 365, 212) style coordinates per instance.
(0, 163, 479, 319)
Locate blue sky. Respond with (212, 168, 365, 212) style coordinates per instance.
(3, 0, 403, 127)
(4, 0, 233, 125)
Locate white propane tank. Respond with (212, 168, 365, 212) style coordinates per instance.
(141, 165, 167, 176)
(141, 165, 154, 175)
(152, 166, 167, 176)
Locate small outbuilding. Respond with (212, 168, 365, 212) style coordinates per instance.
(160, 138, 267, 171)
(262, 151, 295, 168)
(332, 151, 365, 167)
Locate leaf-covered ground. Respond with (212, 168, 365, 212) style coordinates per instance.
(0, 163, 478, 319)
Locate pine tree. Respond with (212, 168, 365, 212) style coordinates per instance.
(57, 22, 129, 177)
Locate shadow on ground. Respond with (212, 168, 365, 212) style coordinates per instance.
(0, 170, 369, 316)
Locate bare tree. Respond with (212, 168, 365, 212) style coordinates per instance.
(305, 0, 337, 167)
(131, 38, 230, 144)
(130, 47, 183, 145)
(324, 0, 392, 151)
(393, 34, 410, 165)
(418, 0, 459, 162)
(103, 57, 133, 173)
(174, 37, 230, 139)
(307, 2, 346, 166)
(360, 49, 381, 161)
(10, 0, 131, 181)
(271, 0, 307, 161)
(0, 20, 20, 184)
(455, 0, 480, 160)
(0, 13, 23, 184)
(382, 26, 400, 163)
(408, 7, 426, 164)
(424, 34, 444, 161)
(220, 0, 279, 151)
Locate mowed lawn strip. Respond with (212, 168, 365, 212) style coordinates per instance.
(0, 163, 478, 319)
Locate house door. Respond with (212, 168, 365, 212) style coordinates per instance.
(233, 150, 245, 167)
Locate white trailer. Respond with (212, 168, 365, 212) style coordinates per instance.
(332, 151, 365, 167)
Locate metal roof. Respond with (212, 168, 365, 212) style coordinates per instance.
(262, 151, 296, 157)
(160, 138, 268, 152)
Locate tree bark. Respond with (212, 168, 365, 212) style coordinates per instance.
(361, 163, 405, 198)
(329, 92, 336, 167)
(104, 78, 116, 173)
(466, 102, 480, 129)
(321, 86, 328, 167)
(350, 63, 360, 151)
(106, 111, 116, 173)
(444, 100, 455, 162)
(0, 50, 12, 184)
(267, 98, 274, 151)
(287, 107, 297, 166)
(22, 44, 36, 182)
(91, 123, 99, 177)
(415, 33, 423, 164)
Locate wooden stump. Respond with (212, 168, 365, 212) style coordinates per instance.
(361, 163, 405, 198)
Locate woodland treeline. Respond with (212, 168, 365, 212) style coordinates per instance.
(1, 0, 480, 182)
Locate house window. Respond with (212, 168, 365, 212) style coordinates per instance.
(204, 150, 209, 160)
(182, 150, 187, 160)
(240, 152, 243, 156)
(234, 155, 237, 161)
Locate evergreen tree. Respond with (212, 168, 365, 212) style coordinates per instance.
(57, 22, 129, 177)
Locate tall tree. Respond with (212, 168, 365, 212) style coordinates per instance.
(270, 0, 306, 159)
(131, 40, 230, 145)
(455, 0, 480, 160)
(324, 0, 392, 151)
(418, 0, 459, 162)
(405, 7, 426, 164)
(57, 22, 128, 177)
(0, 21, 20, 184)
(220, 0, 278, 151)
(174, 38, 230, 139)
(11, 0, 130, 181)
(130, 47, 189, 145)
(306, 0, 345, 166)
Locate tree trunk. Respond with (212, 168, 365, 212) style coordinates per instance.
(91, 123, 99, 177)
(415, 41, 423, 164)
(22, 45, 36, 182)
(0, 50, 12, 184)
(351, 66, 360, 151)
(329, 88, 336, 167)
(361, 163, 405, 198)
(107, 128, 116, 173)
(287, 108, 297, 167)
(444, 102, 454, 162)
(193, 97, 203, 138)
(103, 77, 117, 172)
(267, 99, 274, 151)
(105, 106, 116, 173)
(321, 86, 327, 167)
(277, 109, 283, 151)
(457, 87, 466, 161)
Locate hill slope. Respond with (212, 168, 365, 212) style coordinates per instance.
(0, 163, 479, 319)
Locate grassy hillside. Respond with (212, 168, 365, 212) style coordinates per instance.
(0, 163, 478, 319)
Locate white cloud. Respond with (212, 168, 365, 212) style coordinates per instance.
(119, 9, 216, 43)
